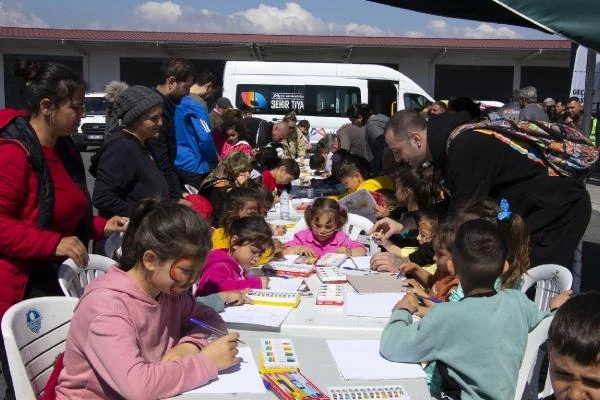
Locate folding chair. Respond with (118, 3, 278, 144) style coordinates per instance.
(104, 232, 124, 260)
(58, 254, 115, 298)
(1, 297, 78, 400)
(514, 316, 554, 400)
(521, 264, 572, 312)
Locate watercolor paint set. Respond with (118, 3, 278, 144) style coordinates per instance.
(316, 284, 345, 306)
(259, 338, 300, 373)
(327, 385, 410, 399)
(316, 267, 348, 284)
(264, 261, 315, 277)
(315, 253, 348, 268)
(263, 371, 329, 400)
(247, 289, 301, 308)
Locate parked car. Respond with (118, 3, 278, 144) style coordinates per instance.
(72, 92, 107, 151)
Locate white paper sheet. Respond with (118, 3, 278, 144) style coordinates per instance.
(344, 290, 405, 318)
(221, 304, 292, 328)
(340, 256, 372, 271)
(268, 277, 304, 292)
(183, 347, 267, 394)
(326, 340, 426, 380)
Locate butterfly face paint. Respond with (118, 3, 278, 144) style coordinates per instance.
(168, 255, 199, 294)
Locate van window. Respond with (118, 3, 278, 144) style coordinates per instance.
(403, 93, 431, 112)
(236, 84, 360, 117)
(84, 97, 107, 116)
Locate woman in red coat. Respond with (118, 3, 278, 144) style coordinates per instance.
(0, 60, 127, 400)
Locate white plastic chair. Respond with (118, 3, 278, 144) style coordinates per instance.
(514, 316, 554, 400)
(521, 264, 572, 312)
(1, 296, 78, 400)
(291, 212, 379, 255)
(104, 232, 124, 260)
(58, 254, 115, 298)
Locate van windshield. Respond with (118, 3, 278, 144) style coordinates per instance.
(236, 84, 360, 117)
(84, 97, 107, 116)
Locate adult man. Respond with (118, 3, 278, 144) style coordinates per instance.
(147, 57, 195, 199)
(255, 120, 291, 156)
(372, 110, 590, 270)
(429, 101, 447, 116)
(337, 122, 367, 159)
(173, 72, 220, 188)
(209, 97, 233, 152)
(555, 99, 567, 122)
(543, 97, 558, 122)
(518, 86, 549, 122)
(565, 96, 599, 145)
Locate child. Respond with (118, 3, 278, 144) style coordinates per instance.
(197, 216, 272, 295)
(220, 119, 253, 159)
(333, 156, 394, 200)
(284, 198, 367, 257)
(309, 153, 327, 175)
(547, 292, 600, 400)
(211, 186, 260, 248)
(375, 188, 399, 218)
(298, 119, 311, 149)
(260, 158, 300, 194)
(56, 200, 240, 400)
(380, 219, 550, 400)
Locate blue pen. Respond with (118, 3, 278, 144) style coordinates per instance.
(395, 271, 404, 279)
(415, 294, 442, 304)
(189, 318, 246, 344)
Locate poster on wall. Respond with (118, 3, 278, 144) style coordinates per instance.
(570, 45, 600, 104)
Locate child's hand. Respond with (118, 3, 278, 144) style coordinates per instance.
(392, 292, 419, 314)
(285, 246, 315, 257)
(272, 225, 287, 236)
(549, 289, 573, 310)
(217, 290, 253, 306)
(370, 252, 406, 272)
(160, 342, 201, 362)
(336, 246, 351, 255)
(398, 262, 420, 275)
(404, 278, 429, 297)
(260, 276, 270, 289)
(201, 333, 241, 371)
(371, 230, 392, 249)
(375, 205, 390, 219)
(369, 218, 405, 241)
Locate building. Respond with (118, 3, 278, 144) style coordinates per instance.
(0, 26, 572, 108)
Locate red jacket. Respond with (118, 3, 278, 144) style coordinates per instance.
(0, 110, 105, 319)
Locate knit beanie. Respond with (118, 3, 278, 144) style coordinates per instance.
(115, 85, 164, 127)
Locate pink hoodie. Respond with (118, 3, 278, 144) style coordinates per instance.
(196, 248, 262, 296)
(56, 266, 224, 400)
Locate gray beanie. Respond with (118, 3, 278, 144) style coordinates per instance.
(115, 85, 164, 127)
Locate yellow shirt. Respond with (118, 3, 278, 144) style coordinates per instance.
(211, 228, 274, 265)
(333, 175, 395, 201)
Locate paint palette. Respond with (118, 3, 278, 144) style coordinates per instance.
(328, 385, 411, 400)
(263, 261, 315, 277)
(263, 371, 329, 400)
(316, 284, 344, 305)
(316, 253, 348, 268)
(259, 338, 300, 373)
(247, 289, 301, 308)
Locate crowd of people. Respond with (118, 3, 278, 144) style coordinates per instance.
(0, 56, 598, 400)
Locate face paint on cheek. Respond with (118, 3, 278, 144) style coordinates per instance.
(168, 256, 197, 294)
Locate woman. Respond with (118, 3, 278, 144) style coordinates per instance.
(92, 84, 170, 218)
(0, 60, 127, 399)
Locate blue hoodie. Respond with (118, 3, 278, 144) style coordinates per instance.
(174, 95, 218, 174)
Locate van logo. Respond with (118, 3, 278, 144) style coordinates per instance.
(241, 92, 267, 109)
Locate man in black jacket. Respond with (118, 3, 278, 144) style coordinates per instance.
(378, 110, 590, 268)
(146, 57, 194, 199)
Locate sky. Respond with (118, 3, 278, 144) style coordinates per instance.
(0, 0, 558, 40)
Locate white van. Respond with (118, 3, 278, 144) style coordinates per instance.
(222, 61, 433, 144)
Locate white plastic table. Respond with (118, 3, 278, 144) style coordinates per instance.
(174, 331, 430, 399)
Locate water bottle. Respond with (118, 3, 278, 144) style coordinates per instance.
(280, 189, 290, 220)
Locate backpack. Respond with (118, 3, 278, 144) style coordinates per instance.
(446, 119, 599, 179)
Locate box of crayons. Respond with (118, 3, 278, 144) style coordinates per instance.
(316, 267, 347, 284)
(328, 385, 410, 400)
(259, 338, 300, 373)
(247, 289, 301, 308)
(316, 284, 344, 306)
(263, 371, 329, 400)
(263, 261, 315, 277)
(315, 253, 348, 268)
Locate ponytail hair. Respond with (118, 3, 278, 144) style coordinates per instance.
(452, 198, 530, 288)
(304, 197, 348, 229)
(226, 216, 273, 252)
(118, 199, 211, 271)
(13, 59, 86, 115)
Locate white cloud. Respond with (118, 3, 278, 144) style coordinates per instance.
(134, 1, 182, 24)
(409, 18, 520, 39)
(122, 1, 388, 36)
(0, 2, 48, 27)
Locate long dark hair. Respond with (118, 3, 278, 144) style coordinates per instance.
(13, 59, 86, 116)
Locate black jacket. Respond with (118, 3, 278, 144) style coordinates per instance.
(146, 88, 182, 199)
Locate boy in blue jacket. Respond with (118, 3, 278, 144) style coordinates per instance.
(380, 219, 549, 400)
